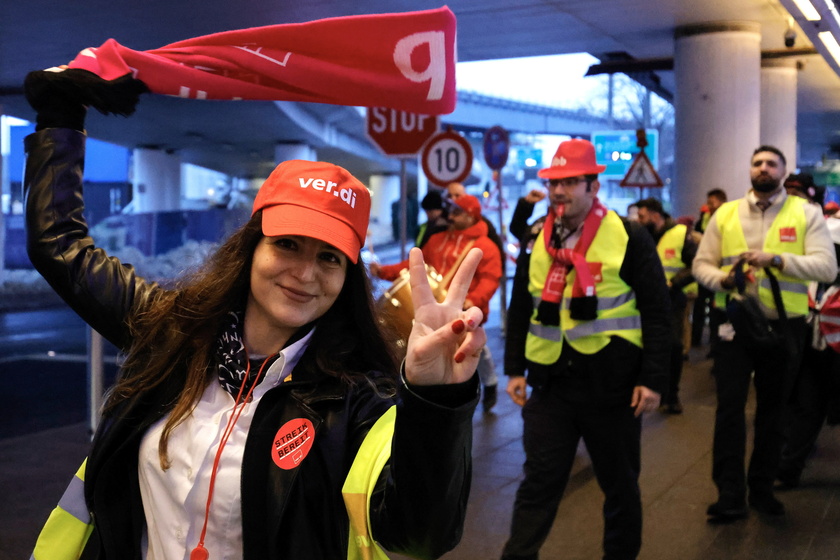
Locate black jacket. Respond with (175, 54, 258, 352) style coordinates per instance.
(504, 210, 670, 403)
(25, 128, 477, 559)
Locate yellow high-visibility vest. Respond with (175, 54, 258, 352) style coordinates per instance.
(33, 406, 398, 560)
(342, 405, 396, 560)
(526, 210, 642, 364)
(31, 460, 93, 560)
(713, 196, 809, 314)
(657, 223, 697, 295)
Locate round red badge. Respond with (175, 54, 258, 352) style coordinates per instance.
(271, 418, 315, 470)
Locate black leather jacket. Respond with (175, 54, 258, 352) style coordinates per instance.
(25, 128, 478, 559)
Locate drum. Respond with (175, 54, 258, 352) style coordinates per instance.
(377, 265, 446, 347)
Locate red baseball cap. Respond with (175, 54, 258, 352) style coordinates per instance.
(538, 139, 606, 180)
(252, 160, 370, 263)
(451, 194, 482, 222)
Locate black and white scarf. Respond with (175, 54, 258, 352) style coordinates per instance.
(215, 311, 315, 397)
(216, 311, 265, 397)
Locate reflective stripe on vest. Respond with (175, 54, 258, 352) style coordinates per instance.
(343, 405, 396, 560)
(526, 210, 643, 364)
(31, 460, 93, 560)
(713, 197, 809, 314)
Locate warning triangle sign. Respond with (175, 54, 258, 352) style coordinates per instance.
(620, 151, 664, 188)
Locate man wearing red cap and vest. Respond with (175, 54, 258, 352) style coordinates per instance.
(501, 139, 670, 560)
(371, 194, 503, 410)
(693, 145, 837, 522)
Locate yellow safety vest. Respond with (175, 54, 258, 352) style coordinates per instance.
(713, 196, 810, 314)
(700, 211, 711, 233)
(526, 210, 643, 364)
(31, 460, 93, 560)
(33, 409, 398, 560)
(657, 224, 697, 296)
(658, 223, 687, 282)
(342, 405, 396, 560)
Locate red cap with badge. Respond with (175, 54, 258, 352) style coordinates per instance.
(538, 139, 606, 180)
(252, 160, 371, 263)
(451, 194, 482, 222)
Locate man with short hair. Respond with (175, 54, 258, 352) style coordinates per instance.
(501, 139, 670, 560)
(371, 194, 503, 411)
(636, 197, 698, 414)
(415, 189, 449, 248)
(693, 145, 837, 522)
(696, 189, 728, 235)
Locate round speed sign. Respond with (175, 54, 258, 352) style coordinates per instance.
(421, 129, 473, 186)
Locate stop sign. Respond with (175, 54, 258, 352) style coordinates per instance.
(366, 107, 439, 157)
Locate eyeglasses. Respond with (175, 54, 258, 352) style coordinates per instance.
(543, 176, 586, 189)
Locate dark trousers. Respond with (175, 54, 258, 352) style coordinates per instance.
(710, 311, 806, 501)
(691, 285, 712, 346)
(502, 383, 642, 560)
(779, 343, 840, 479)
(665, 294, 687, 405)
(692, 285, 722, 348)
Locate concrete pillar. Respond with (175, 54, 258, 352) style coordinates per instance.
(673, 22, 761, 217)
(761, 59, 798, 172)
(368, 173, 400, 252)
(274, 142, 315, 164)
(130, 148, 182, 212)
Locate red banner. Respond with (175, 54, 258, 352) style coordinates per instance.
(66, 6, 457, 114)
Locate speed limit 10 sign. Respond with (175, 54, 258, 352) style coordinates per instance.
(421, 128, 473, 186)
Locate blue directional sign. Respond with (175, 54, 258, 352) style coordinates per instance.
(483, 125, 510, 171)
(592, 129, 659, 178)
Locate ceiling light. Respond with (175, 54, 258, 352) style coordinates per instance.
(791, 0, 821, 20)
(818, 31, 840, 65)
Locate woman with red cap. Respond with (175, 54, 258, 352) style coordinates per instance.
(25, 68, 483, 560)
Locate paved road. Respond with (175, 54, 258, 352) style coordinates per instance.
(0, 305, 119, 438)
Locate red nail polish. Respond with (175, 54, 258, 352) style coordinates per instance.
(451, 319, 465, 334)
(454, 352, 465, 363)
(467, 318, 477, 328)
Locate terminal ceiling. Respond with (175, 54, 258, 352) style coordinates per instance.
(2, 0, 839, 179)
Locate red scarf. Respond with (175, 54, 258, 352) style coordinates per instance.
(66, 7, 456, 115)
(539, 198, 608, 317)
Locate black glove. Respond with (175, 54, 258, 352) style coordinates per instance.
(24, 68, 149, 131)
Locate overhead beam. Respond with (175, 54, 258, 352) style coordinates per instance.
(586, 47, 818, 75)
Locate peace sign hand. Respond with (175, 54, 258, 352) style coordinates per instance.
(404, 247, 487, 386)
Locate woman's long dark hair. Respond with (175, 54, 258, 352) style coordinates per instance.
(105, 210, 399, 467)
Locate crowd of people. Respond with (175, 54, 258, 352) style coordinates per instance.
(23, 62, 840, 560)
(496, 140, 839, 558)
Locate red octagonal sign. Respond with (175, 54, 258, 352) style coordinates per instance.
(366, 107, 439, 157)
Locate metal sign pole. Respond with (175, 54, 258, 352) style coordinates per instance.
(399, 158, 408, 262)
(87, 326, 104, 435)
(496, 171, 507, 332)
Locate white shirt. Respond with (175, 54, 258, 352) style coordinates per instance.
(138, 331, 313, 560)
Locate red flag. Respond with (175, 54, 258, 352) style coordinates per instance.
(65, 6, 457, 114)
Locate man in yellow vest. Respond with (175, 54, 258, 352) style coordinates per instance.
(636, 197, 698, 414)
(501, 139, 671, 560)
(693, 145, 837, 522)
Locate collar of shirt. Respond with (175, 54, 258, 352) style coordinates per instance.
(747, 186, 784, 210)
(251, 328, 314, 400)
